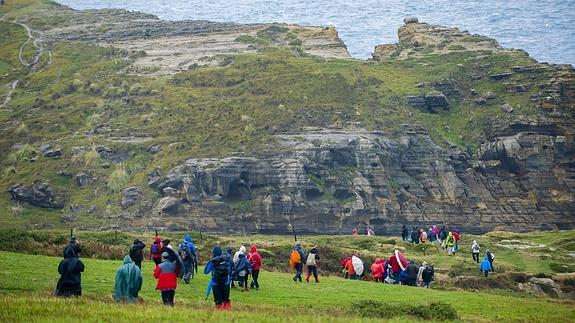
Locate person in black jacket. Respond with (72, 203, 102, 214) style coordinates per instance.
(56, 248, 85, 296)
(129, 239, 146, 269)
(63, 237, 81, 258)
(406, 260, 418, 286)
(401, 225, 409, 241)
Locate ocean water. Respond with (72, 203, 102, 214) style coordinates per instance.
(55, 0, 575, 65)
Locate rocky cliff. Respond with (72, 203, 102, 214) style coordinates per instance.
(0, 2, 573, 233)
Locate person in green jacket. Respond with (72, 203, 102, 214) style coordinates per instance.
(446, 232, 456, 256)
(113, 255, 143, 303)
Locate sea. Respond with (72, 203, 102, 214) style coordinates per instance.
(55, 0, 575, 65)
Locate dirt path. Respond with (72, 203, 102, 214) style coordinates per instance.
(0, 80, 19, 109)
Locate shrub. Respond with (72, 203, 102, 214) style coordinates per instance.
(83, 149, 100, 168)
(350, 300, 458, 321)
(107, 164, 129, 192)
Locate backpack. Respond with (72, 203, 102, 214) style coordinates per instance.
(212, 257, 229, 285)
(424, 266, 434, 279)
(151, 243, 160, 255)
(472, 244, 480, 253)
(180, 244, 192, 260)
(306, 253, 316, 266)
(290, 250, 302, 264)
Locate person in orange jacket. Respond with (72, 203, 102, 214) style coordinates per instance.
(370, 258, 384, 282)
(345, 256, 356, 279)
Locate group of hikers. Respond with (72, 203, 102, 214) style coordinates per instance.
(54, 226, 498, 307)
(54, 235, 262, 309)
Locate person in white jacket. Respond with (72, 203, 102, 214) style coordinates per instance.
(471, 240, 480, 263)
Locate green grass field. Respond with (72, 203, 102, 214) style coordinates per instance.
(0, 231, 574, 322)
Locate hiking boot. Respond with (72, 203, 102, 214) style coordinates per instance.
(293, 277, 297, 282)
(223, 301, 232, 310)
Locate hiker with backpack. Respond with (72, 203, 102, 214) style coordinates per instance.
(410, 227, 419, 244)
(204, 246, 232, 309)
(420, 262, 434, 288)
(150, 237, 163, 265)
(154, 251, 180, 306)
(231, 246, 246, 288)
(129, 239, 146, 269)
(472, 240, 481, 263)
(486, 249, 495, 272)
(370, 258, 384, 282)
(446, 232, 456, 255)
(406, 260, 419, 286)
(178, 234, 198, 284)
(290, 244, 305, 282)
(480, 254, 492, 277)
(438, 226, 447, 247)
(113, 255, 143, 303)
(401, 225, 409, 241)
(248, 245, 262, 290)
(452, 230, 461, 251)
(55, 247, 85, 297)
(305, 246, 320, 283)
(232, 252, 252, 292)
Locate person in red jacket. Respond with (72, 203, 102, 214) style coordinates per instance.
(154, 252, 179, 306)
(150, 236, 163, 265)
(370, 258, 384, 282)
(452, 230, 461, 251)
(247, 245, 262, 290)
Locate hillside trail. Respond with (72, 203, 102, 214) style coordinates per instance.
(0, 15, 52, 109)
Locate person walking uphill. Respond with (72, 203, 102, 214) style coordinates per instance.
(406, 260, 418, 286)
(290, 244, 305, 282)
(178, 234, 197, 284)
(371, 258, 384, 282)
(129, 239, 146, 269)
(150, 236, 163, 265)
(113, 255, 143, 303)
(486, 249, 495, 272)
(471, 240, 481, 263)
(446, 232, 456, 255)
(154, 252, 180, 306)
(205, 246, 232, 310)
(248, 245, 262, 290)
(305, 247, 320, 283)
(55, 248, 85, 297)
(480, 254, 492, 277)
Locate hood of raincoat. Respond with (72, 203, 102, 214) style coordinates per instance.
(250, 245, 257, 253)
(212, 246, 222, 257)
(448, 232, 453, 238)
(64, 247, 77, 259)
(375, 258, 382, 264)
(154, 236, 162, 244)
(239, 246, 246, 253)
(123, 255, 132, 264)
(185, 234, 193, 243)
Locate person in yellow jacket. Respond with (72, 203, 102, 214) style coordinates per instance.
(446, 232, 456, 255)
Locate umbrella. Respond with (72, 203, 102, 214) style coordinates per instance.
(352, 255, 364, 276)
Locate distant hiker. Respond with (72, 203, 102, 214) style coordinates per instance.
(471, 240, 481, 263)
(178, 234, 197, 284)
(452, 230, 461, 251)
(486, 249, 495, 272)
(432, 225, 439, 237)
(428, 227, 436, 244)
(366, 228, 375, 236)
(421, 262, 434, 288)
(411, 227, 419, 244)
(406, 260, 418, 286)
(420, 229, 428, 243)
(305, 246, 320, 283)
(290, 244, 305, 282)
(352, 228, 359, 236)
(388, 250, 408, 283)
(480, 254, 492, 277)
(401, 225, 409, 241)
(438, 226, 447, 247)
(150, 236, 163, 265)
(129, 239, 146, 269)
(154, 252, 179, 306)
(63, 237, 81, 258)
(55, 247, 85, 297)
(113, 255, 143, 303)
(371, 258, 384, 282)
(232, 252, 251, 292)
(446, 232, 456, 255)
(248, 245, 262, 290)
(204, 246, 232, 310)
(345, 255, 356, 279)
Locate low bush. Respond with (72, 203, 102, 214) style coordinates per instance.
(350, 300, 458, 321)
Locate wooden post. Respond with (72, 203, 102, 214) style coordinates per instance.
(155, 229, 158, 237)
(292, 223, 298, 242)
(115, 230, 118, 243)
(70, 228, 73, 238)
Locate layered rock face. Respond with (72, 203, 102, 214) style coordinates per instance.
(148, 125, 574, 234)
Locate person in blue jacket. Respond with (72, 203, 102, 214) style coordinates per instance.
(480, 254, 492, 277)
(204, 246, 232, 310)
(178, 234, 198, 284)
(232, 253, 252, 292)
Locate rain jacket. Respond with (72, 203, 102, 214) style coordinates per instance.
(113, 255, 143, 302)
(232, 253, 251, 279)
(56, 248, 85, 296)
(233, 246, 246, 264)
(129, 239, 146, 265)
(480, 255, 492, 272)
(154, 259, 179, 291)
(346, 257, 356, 275)
(446, 232, 455, 247)
(178, 234, 197, 264)
(247, 245, 262, 271)
(150, 237, 163, 260)
(472, 241, 480, 254)
(204, 246, 233, 299)
(406, 261, 419, 279)
(370, 258, 384, 279)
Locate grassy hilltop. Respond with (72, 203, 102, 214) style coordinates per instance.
(0, 0, 569, 229)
